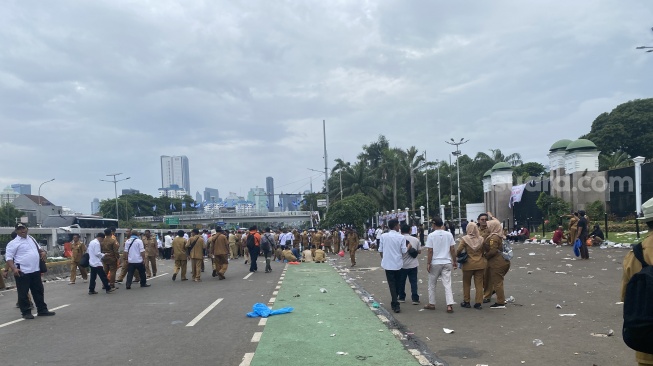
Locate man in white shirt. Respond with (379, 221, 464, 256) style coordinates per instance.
(279, 228, 293, 249)
(378, 219, 408, 313)
(125, 230, 150, 289)
(423, 217, 457, 313)
(399, 224, 421, 305)
(374, 226, 384, 250)
(163, 231, 173, 259)
(5, 223, 56, 319)
(88, 233, 115, 295)
(411, 223, 418, 237)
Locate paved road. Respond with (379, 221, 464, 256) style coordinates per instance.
(338, 242, 633, 366)
(0, 257, 283, 366)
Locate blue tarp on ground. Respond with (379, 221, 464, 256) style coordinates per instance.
(246, 303, 294, 318)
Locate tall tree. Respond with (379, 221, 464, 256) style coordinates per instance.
(381, 148, 407, 210)
(405, 146, 426, 212)
(599, 150, 632, 170)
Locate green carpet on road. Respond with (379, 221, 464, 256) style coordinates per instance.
(250, 263, 421, 366)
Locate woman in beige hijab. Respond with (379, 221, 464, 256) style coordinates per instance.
(483, 218, 510, 308)
(456, 222, 487, 309)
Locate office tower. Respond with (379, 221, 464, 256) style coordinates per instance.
(161, 155, 190, 193)
(91, 198, 100, 214)
(11, 184, 31, 195)
(204, 187, 220, 203)
(266, 177, 274, 212)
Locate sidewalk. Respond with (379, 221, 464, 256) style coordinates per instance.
(250, 262, 424, 366)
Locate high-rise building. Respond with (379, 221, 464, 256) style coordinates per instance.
(91, 198, 100, 214)
(11, 184, 31, 195)
(195, 191, 202, 203)
(161, 155, 190, 193)
(122, 188, 140, 195)
(266, 177, 274, 212)
(204, 187, 220, 203)
(247, 187, 267, 212)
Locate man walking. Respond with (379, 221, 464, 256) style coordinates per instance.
(5, 223, 56, 319)
(101, 228, 120, 289)
(171, 230, 188, 281)
(423, 217, 457, 313)
(247, 226, 261, 273)
(142, 230, 158, 277)
(187, 229, 205, 282)
(347, 228, 360, 267)
(69, 234, 88, 284)
(378, 219, 408, 313)
(399, 223, 421, 305)
(228, 230, 238, 259)
(209, 227, 230, 280)
(261, 228, 275, 273)
(88, 233, 115, 295)
(577, 210, 590, 260)
(124, 230, 150, 289)
(163, 231, 173, 259)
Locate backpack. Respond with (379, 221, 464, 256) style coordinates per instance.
(246, 233, 257, 249)
(623, 243, 653, 354)
(502, 240, 513, 261)
(261, 233, 273, 252)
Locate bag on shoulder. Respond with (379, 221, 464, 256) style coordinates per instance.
(502, 240, 513, 261)
(246, 234, 257, 249)
(456, 250, 468, 264)
(79, 253, 90, 267)
(261, 234, 273, 251)
(623, 243, 653, 354)
(29, 236, 48, 273)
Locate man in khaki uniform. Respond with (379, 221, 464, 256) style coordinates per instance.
(142, 230, 158, 277)
(117, 228, 139, 283)
(567, 212, 579, 245)
(209, 227, 230, 280)
(69, 234, 87, 284)
(621, 198, 653, 365)
(228, 230, 238, 259)
(102, 228, 121, 288)
(186, 229, 205, 282)
(476, 213, 493, 302)
(347, 228, 360, 267)
(301, 230, 309, 251)
(171, 230, 188, 281)
(314, 246, 326, 263)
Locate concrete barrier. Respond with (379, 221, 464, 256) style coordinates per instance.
(3, 260, 74, 287)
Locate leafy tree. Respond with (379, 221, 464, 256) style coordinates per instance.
(585, 98, 653, 159)
(405, 146, 426, 212)
(474, 149, 523, 167)
(585, 200, 606, 223)
(321, 193, 379, 234)
(513, 162, 547, 182)
(536, 192, 570, 230)
(0, 204, 24, 227)
(599, 150, 632, 171)
(381, 148, 407, 210)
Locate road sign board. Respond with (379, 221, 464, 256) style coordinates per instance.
(165, 217, 180, 225)
(317, 199, 327, 208)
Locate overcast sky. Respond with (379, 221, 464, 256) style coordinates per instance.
(1, 0, 651, 214)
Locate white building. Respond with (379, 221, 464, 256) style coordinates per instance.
(158, 186, 188, 198)
(0, 186, 19, 206)
(161, 155, 190, 193)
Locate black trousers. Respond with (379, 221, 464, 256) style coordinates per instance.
(15, 272, 47, 315)
(249, 247, 260, 272)
(398, 267, 419, 302)
(89, 266, 110, 292)
(126, 263, 147, 287)
(385, 269, 402, 310)
(163, 248, 171, 259)
(579, 234, 590, 259)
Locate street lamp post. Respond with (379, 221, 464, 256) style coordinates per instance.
(424, 151, 429, 223)
(37, 178, 55, 225)
(100, 173, 130, 224)
(446, 138, 469, 230)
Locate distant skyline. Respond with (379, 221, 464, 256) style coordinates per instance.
(1, 1, 651, 214)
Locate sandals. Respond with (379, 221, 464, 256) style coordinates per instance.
(423, 304, 436, 310)
(447, 305, 454, 313)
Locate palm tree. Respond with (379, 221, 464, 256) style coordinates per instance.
(405, 146, 426, 212)
(474, 149, 523, 167)
(599, 150, 631, 170)
(381, 148, 407, 210)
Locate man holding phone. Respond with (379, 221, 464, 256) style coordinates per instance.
(5, 223, 56, 319)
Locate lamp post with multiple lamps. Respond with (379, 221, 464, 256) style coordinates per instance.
(636, 27, 653, 52)
(100, 173, 130, 223)
(37, 178, 55, 226)
(445, 138, 469, 229)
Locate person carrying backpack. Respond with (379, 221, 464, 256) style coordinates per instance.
(621, 198, 653, 364)
(261, 228, 275, 273)
(246, 225, 261, 273)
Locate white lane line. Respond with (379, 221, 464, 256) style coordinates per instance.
(258, 318, 267, 326)
(269, 297, 276, 304)
(275, 286, 281, 290)
(272, 291, 278, 296)
(243, 273, 254, 280)
(148, 272, 169, 281)
(186, 298, 223, 327)
(277, 281, 283, 285)
(251, 332, 263, 342)
(239, 353, 255, 366)
(0, 304, 70, 329)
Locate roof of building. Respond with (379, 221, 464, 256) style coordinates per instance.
(22, 194, 54, 206)
(491, 162, 512, 171)
(566, 138, 597, 152)
(549, 139, 573, 152)
(483, 169, 492, 178)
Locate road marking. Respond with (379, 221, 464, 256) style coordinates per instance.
(269, 297, 276, 304)
(186, 298, 223, 327)
(239, 353, 255, 366)
(148, 272, 169, 280)
(258, 318, 267, 326)
(0, 304, 70, 329)
(251, 332, 263, 342)
(272, 291, 278, 296)
(275, 286, 281, 290)
(277, 281, 283, 285)
(243, 273, 254, 280)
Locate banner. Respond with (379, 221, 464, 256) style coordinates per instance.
(509, 184, 527, 208)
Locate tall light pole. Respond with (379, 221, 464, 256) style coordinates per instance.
(636, 27, 653, 53)
(37, 178, 55, 225)
(446, 138, 469, 229)
(323, 120, 329, 210)
(423, 151, 429, 222)
(101, 173, 130, 224)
